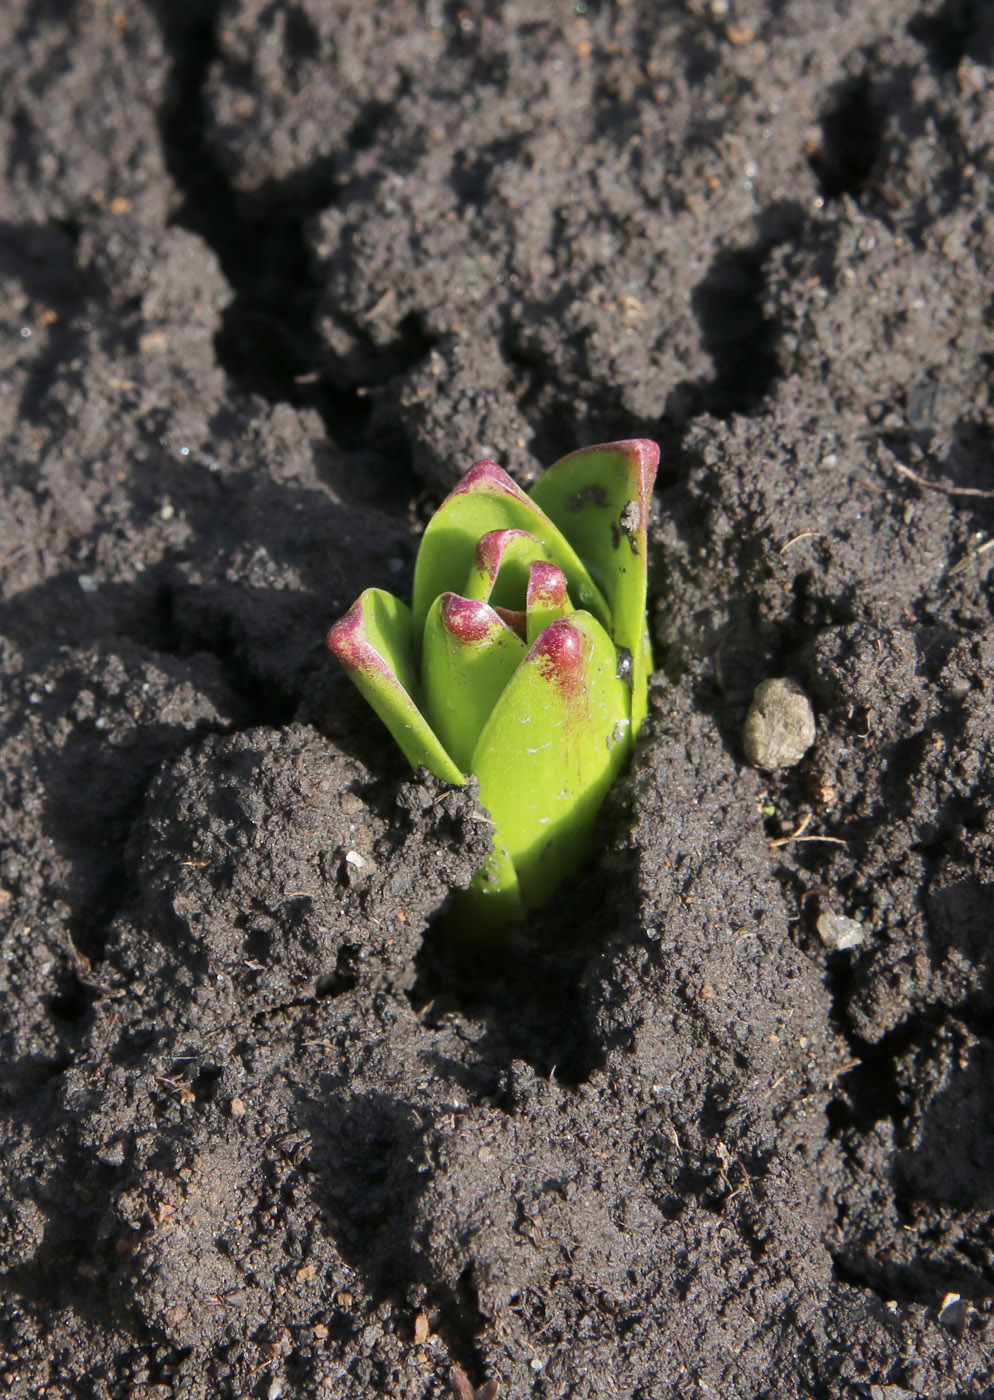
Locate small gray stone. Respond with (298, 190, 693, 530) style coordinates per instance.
(816, 911, 867, 952)
(743, 678, 816, 771)
(938, 1292, 969, 1334)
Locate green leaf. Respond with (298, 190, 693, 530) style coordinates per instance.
(528, 440, 658, 732)
(448, 833, 526, 935)
(471, 611, 631, 910)
(327, 588, 464, 784)
(421, 593, 526, 773)
(412, 460, 610, 637)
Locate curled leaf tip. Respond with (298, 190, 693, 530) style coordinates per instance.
(440, 592, 502, 643)
(532, 617, 584, 675)
(525, 560, 570, 646)
(474, 527, 541, 580)
(527, 561, 569, 608)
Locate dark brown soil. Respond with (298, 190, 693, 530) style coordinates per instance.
(3, 2, 994, 1396)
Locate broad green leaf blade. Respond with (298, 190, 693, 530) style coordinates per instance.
(528, 439, 658, 732)
(525, 561, 570, 646)
(327, 588, 464, 785)
(421, 593, 526, 773)
(471, 611, 632, 911)
(412, 460, 609, 636)
(463, 528, 550, 610)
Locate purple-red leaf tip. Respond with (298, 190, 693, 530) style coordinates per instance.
(450, 459, 529, 500)
(527, 561, 569, 609)
(440, 593, 500, 643)
(327, 601, 394, 681)
(532, 617, 585, 678)
(474, 528, 539, 582)
(494, 606, 527, 640)
(326, 600, 363, 667)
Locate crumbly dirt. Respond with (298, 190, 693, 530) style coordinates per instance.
(2, 1, 994, 1396)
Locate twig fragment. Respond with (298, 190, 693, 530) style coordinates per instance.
(889, 457, 994, 500)
(779, 531, 823, 554)
(769, 812, 847, 849)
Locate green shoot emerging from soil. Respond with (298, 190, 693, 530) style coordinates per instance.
(327, 440, 659, 931)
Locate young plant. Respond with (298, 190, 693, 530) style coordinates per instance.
(327, 439, 659, 929)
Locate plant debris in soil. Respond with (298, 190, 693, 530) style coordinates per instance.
(2, 1, 994, 1396)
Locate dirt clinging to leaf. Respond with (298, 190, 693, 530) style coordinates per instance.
(3, 0, 994, 1395)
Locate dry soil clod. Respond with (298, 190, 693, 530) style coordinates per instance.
(742, 677, 817, 772)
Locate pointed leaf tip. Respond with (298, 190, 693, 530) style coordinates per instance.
(450, 459, 529, 501)
(618, 437, 660, 477)
(327, 599, 373, 670)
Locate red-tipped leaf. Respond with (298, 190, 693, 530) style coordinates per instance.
(328, 588, 464, 784)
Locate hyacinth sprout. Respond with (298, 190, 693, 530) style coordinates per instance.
(327, 439, 658, 930)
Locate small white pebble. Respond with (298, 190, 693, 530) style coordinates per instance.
(344, 850, 366, 869)
(78, 574, 97, 593)
(817, 912, 867, 952)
